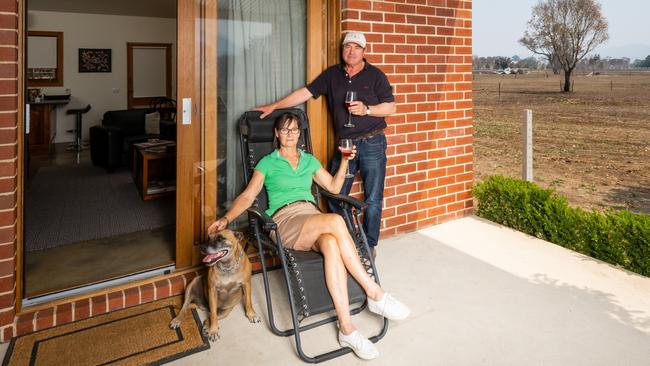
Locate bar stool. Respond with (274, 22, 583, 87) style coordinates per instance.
(66, 104, 91, 151)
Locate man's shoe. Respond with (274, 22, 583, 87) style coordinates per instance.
(368, 293, 410, 320)
(338, 330, 379, 360)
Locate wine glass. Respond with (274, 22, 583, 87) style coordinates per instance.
(344, 91, 357, 128)
(339, 139, 355, 179)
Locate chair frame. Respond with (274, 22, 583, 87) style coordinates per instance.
(238, 108, 388, 363)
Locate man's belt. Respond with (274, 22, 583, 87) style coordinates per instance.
(351, 128, 384, 142)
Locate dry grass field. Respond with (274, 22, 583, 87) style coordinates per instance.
(473, 71, 650, 214)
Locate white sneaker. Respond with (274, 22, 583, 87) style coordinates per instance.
(368, 293, 410, 320)
(338, 330, 379, 360)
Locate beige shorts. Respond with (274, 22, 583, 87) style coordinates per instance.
(271, 201, 321, 249)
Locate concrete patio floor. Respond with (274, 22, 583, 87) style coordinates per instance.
(3, 216, 650, 365)
(174, 215, 650, 365)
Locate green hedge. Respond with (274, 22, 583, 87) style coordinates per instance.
(473, 175, 650, 277)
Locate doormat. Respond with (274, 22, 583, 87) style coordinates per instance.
(2, 296, 209, 366)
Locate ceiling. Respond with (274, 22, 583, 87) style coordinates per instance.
(28, 0, 176, 19)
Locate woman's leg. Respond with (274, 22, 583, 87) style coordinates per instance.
(313, 234, 355, 335)
(314, 236, 379, 360)
(293, 213, 384, 301)
(293, 212, 410, 337)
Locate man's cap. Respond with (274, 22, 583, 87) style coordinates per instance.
(342, 32, 366, 48)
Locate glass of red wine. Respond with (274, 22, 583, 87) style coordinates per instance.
(344, 91, 357, 128)
(339, 139, 355, 178)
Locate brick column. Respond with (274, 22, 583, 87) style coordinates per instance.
(0, 0, 18, 342)
(342, 0, 474, 237)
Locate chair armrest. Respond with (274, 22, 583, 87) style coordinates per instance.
(246, 207, 277, 230)
(320, 191, 367, 212)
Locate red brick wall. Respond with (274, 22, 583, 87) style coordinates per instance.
(7, 271, 200, 342)
(0, 0, 19, 343)
(342, 0, 474, 237)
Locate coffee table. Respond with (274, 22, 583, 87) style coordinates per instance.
(132, 148, 176, 201)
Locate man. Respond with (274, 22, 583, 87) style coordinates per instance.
(255, 31, 396, 256)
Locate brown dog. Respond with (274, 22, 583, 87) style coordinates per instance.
(169, 229, 260, 341)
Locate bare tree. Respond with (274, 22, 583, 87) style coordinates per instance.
(519, 0, 609, 92)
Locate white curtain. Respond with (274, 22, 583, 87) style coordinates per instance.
(217, 0, 306, 221)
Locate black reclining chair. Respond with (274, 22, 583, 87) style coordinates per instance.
(238, 108, 388, 363)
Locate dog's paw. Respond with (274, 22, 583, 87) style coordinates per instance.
(169, 317, 182, 329)
(206, 329, 220, 342)
(247, 313, 261, 324)
(202, 320, 220, 342)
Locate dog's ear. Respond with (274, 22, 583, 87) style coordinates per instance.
(233, 231, 245, 241)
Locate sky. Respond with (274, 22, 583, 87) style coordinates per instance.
(473, 0, 650, 60)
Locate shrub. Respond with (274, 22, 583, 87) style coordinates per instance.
(473, 175, 650, 277)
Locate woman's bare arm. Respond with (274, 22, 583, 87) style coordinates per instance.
(313, 147, 356, 193)
(208, 170, 265, 234)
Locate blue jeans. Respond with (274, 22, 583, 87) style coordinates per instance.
(328, 133, 387, 248)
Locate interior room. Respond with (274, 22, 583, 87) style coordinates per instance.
(24, 0, 178, 301)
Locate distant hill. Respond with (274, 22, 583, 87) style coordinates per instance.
(596, 44, 650, 60)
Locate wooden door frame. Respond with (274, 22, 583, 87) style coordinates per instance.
(175, 0, 210, 268)
(304, 0, 341, 163)
(326, 0, 341, 162)
(16, 0, 26, 312)
(306, 0, 330, 163)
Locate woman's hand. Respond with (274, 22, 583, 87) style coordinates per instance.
(208, 217, 229, 235)
(338, 145, 357, 160)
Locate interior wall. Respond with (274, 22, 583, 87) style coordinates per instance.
(27, 11, 176, 143)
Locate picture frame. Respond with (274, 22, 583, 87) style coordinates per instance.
(78, 48, 111, 73)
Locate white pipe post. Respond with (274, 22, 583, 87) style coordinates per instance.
(522, 109, 533, 182)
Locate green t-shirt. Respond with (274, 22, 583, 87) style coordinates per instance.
(255, 149, 322, 216)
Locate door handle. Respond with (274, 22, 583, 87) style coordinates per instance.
(25, 104, 30, 134)
(182, 98, 191, 125)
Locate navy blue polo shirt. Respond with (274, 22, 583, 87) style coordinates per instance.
(306, 60, 394, 139)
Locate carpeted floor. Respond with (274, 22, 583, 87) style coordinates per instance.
(25, 162, 175, 252)
(2, 296, 209, 366)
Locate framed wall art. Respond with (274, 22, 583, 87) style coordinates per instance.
(78, 48, 111, 73)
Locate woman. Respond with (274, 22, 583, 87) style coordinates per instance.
(208, 112, 409, 360)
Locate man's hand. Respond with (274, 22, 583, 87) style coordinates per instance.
(348, 101, 367, 116)
(253, 104, 276, 119)
(207, 217, 228, 236)
(252, 88, 313, 119)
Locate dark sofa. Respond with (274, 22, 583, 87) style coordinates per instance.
(90, 109, 175, 172)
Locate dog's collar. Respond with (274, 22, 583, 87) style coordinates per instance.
(217, 248, 244, 274)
